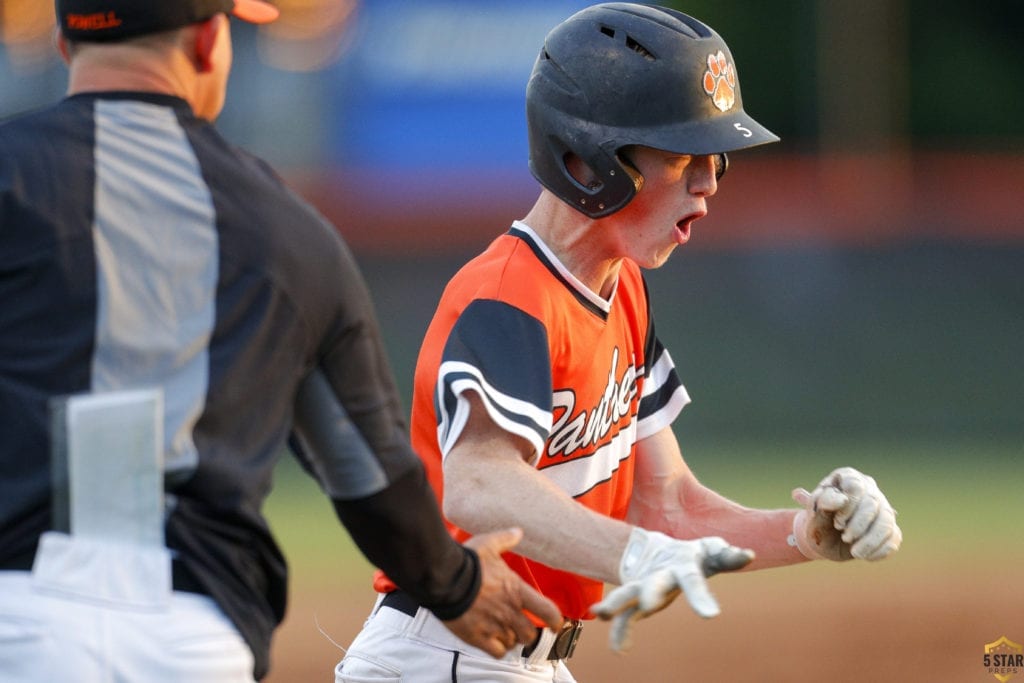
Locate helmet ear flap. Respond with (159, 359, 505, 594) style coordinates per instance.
(568, 146, 644, 218)
(531, 129, 644, 219)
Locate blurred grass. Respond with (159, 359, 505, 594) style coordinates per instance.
(680, 435, 1024, 567)
(264, 435, 1024, 580)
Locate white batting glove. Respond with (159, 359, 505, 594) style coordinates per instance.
(791, 467, 902, 562)
(591, 528, 754, 652)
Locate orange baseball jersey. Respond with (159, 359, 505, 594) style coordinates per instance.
(374, 221, 690, 619)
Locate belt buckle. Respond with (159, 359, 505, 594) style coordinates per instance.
(549, 619, 583, 660)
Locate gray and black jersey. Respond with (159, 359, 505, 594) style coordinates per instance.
(0, 92, 476, 679)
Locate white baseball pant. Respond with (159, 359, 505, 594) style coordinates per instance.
(335, 593, 577, 683)
(0, 532, 253, 683)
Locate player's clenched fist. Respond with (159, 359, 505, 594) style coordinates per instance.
(591, 528, 754, 652)
(791, 467, 902, 562)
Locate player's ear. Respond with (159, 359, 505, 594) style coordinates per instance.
(54, 27, 72, 65)
(191, 14, 225, 74)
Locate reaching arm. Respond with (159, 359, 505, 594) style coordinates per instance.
(627, 426, 807, 569)
(291, 367, 562, 656)
(628, 426, 901, 566)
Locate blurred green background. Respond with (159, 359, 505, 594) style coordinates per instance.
(3, 1, 1021, 680)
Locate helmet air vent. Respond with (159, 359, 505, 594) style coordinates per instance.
(625, 36, 655, 61)
(597, 23, 654, 61)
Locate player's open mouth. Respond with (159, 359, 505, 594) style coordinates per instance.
(674, 221, 690, 244)
(675, 211, 704, 244)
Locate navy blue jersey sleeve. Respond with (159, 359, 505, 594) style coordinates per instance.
(435, 299, 553, 463)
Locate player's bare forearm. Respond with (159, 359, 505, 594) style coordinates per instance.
(629, 482, 807, 569)
(628, 427, 808, 569)
(443, 392, 633, 585)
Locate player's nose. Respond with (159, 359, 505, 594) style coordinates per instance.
(687, 154, 719, 197)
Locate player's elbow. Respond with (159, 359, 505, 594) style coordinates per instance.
(442, 473, 506, 535)
(442, 485, 480, 532)
(442, 436, 532, 533)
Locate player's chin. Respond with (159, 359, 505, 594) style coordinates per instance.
(641, 247, 677, 270)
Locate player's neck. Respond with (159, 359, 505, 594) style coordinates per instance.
(65, 46, 195, 107)
(522, 194, 622, 300)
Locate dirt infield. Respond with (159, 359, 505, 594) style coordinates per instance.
(264, 556, 1024, 682)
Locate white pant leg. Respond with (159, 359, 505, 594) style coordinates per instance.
(335, 595, 577, 683)
(0, 535, 254, 683)
(0, 571, 254, 683)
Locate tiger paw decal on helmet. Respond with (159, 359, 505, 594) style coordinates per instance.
(702, 50, 736, 112)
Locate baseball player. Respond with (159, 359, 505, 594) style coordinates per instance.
(335, 4, 902, 682)
(0, 1, 560, 681)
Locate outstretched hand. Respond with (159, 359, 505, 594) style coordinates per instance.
(791, 467, 902, 561)
(442, 528, 563, 658)
(591, 528, 754, 652)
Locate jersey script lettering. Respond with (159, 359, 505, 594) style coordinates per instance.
(547, 347, 639, 458)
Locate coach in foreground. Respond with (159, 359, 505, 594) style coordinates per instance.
(0, 1, 560, 680)
(335, 4, 902, 682)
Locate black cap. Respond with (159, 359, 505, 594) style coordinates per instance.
(57, 0, 279, 42)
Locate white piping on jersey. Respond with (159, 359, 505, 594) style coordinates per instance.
(644, 349, 681, 399)
(546, 380, 688, 499)
(541, 416, 637, 498)
(512, 220, 615, 312)
(638, 348, 691, 439)
(637, 384, 691, 441)
(438, 355, 689, 497)
(90, 99, 216, 478)
(437, 360, 552, 466)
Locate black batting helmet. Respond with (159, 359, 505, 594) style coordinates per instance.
(526, 3, 779, 218)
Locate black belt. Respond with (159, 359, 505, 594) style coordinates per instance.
(170, 558, 208, 595)
(1, 548, 206, 596)
(380, 591, 583, 660)
(0, 549, 35, 571)
(521, 620, 584, 661)
(380, 588, 420, 616)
